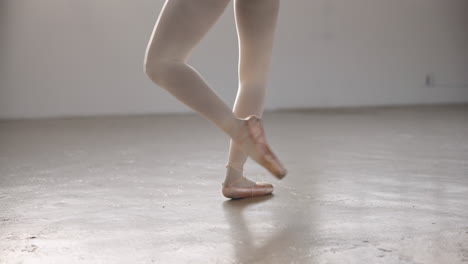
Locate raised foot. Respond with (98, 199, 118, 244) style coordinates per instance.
(233, 115, 287, 180)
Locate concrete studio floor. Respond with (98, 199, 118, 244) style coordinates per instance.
(1, 104, 468, 263)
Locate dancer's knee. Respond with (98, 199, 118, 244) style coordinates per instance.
(144, 58, 182, 86)
(143, 59, 164, 84)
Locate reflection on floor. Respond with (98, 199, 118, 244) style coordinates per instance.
(1, 104, 467, 263)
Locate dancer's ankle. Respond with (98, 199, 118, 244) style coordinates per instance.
(226, 161, 244, 172)
(224, 118, 246, 142)
(224, 165, 256, 188)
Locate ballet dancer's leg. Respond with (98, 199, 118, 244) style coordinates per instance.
(144, 0, 286, 182)
(223, 0, 280, 188)
(144, 0, 239, 137)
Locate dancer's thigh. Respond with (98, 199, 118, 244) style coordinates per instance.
(145, 0, 231, 63)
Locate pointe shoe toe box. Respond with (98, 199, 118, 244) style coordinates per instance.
(240, 115, 287, 179)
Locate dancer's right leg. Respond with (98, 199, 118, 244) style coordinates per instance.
(143, 0, 239, 137)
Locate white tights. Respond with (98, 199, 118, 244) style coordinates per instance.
(144, 0, 280, 184)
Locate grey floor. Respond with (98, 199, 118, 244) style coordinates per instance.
(1, 104, 468, 264)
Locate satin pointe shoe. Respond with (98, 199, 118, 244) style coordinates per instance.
(233, 115, 287, 179)
(222, 166, 274, 199)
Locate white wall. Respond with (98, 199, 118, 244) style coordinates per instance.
(1, 0, 467, 119)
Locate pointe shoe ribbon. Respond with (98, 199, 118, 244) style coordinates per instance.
(234, 115, 287, 179)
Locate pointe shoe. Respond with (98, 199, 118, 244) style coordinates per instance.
(221, 173, 274, 199)
(233, 115, 287, 179)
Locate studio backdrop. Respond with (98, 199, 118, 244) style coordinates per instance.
(1, 0, 467, 119)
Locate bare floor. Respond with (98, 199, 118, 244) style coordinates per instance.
(1, 105, 468, 264)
